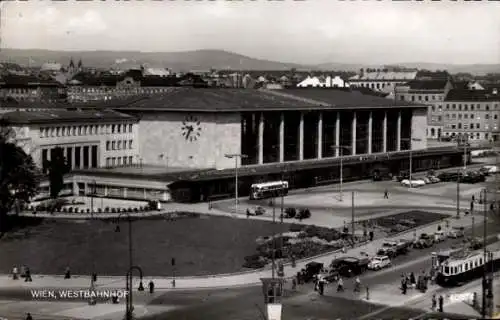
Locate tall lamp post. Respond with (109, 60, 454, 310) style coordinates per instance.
(115, 212, 137, 319)
(224, 153, 247, 214)
(331, 145, 352, 202)
(401, 138, 422, 186)
(90, 180, 97, 302)
(125, 266, 145, 320)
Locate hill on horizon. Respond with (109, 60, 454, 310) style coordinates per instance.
(0, 48, 498, 75)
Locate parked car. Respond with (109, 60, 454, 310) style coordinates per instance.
(480, 165, 498, 175)
(422, 177, 431, 184)
(428, 176, 441, 183)
(447, 227, 465, 239)
(377, 240, 398, 258)
(413, 233, 434, 249)
(401, 179, 426, 187)
(330, 257, 370, 278)
(254, 206, 266, 216)
(438, 171, 459, 182)
(434, 231, 447, 243)
(396, 171, 410, 182)
(367, 255, 391, 270)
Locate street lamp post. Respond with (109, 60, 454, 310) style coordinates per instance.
(401, 138, 422, 186)
(331, 145, 351, 202)
(125, 265, 145, 320)
(90, 180, 97, 301)
(115, 212, 134, 318)
(224, 153, 248, 214)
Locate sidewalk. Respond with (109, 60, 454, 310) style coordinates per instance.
(0, 215, 479, 291)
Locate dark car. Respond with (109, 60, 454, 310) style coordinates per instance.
(438, 171, 459, 182)
(397, 171, 410, 182)
(372, 167, 392, 181)
(304, 262, 324, 282)
(330, 257, 369, 277)
(413, 233, 434, 249)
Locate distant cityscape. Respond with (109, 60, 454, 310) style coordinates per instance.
(0, 56, 499, 144)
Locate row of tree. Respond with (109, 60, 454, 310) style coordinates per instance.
(0, 121, 69, 235)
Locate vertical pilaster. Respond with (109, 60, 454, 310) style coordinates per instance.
(351, 111, 357, 155)
(299, 112, 304, 161)
(383, 111, 388, 153)
(87, 146, 92, 168)
(397, 110, 402, 151)
(335, 112, 340, 157)
(368, 111, 373, 154)
(279, 112, 285, 162)
(317, 112, 323, 159)
(258, 112, 264, 164)
(79, 146, 84, 169)
(71, 147, 75, 170)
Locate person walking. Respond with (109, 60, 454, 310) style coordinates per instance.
(438, 295, 444, 312)
(64, 266, 71, 279)
(25, 267, 32, 282)
(354, 277, 361, 292)
(383, 189, 389, 199)
(431, 294, 437, 310)
(12, 266, 19, 280)
(149, 280, 155, 294)
(337, 277, 344, 292)
(25, 313, 33, 320)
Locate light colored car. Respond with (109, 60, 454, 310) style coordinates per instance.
(482, 165, 498, 174)
(428, 176, 441, 183)
(447, 227, 465, 238)
(434, 231, 446, 243)
(422, 177, 431, 184)
(367, 255, 391, 270)
(401, 179, 426, 187)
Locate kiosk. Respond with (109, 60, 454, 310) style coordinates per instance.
(260, 278, 284, 320)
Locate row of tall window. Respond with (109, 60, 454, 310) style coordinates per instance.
(445, 113, 498, 120)
(106, 156, 133, 167)
(106, 140, 133, 151)
(445, 103, 499, 111)
(401, 94, 443, 102)
(444, 132, 488, 140)
(39, 123, 134, 138)
(448, 123, 497, 131)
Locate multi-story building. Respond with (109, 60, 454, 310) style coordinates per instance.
(394, 79, 454, 139)
(1, 109, 140, 171)
(66, 71, 204, 102)
(442, 88, 500, 142)
(0, 75, 65, 102)
(348, 67, 418, 92)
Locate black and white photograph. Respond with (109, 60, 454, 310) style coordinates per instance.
(0, 0, 499, 319)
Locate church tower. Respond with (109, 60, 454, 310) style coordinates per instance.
(68, 58, 75, 74)
(77, 59, 83, 72)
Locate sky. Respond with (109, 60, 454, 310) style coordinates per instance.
(1, 0, 499, 65)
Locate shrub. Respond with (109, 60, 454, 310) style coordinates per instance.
(68, 207, 73, 213)
(243, 254, 267, 269)
(86, 208, 90, 213)
(299, 208, 311, 219)
(111, 208, 117, 213)
(97, 208, 102, 213)
(134, 208, 139, 213)
(128, 208, 133, 213)
(104, 207, 110, 213)
(285, 207, 297, 218)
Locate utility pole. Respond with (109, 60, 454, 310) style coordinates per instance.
(351, 191, 355, 241)
(456, 168, 460, 219)
(482, 188, 488, 319)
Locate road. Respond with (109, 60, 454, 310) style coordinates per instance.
(1, 217, 497, 320)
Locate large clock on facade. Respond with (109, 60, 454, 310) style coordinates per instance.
(181, 115, 202, 142)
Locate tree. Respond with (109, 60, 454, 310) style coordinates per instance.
(0, 121, 39, 234)
(46, 147, 70, 200)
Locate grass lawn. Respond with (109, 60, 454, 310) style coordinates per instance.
(0, 214, 291, 277)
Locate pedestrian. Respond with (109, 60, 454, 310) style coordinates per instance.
(313, 274, 318, 291)
(12, 266, 19, 280)
(383, 189, 389, 199)
(25, 267, 32, 282)
(490, 203, 494, 212)
(472, 195, 475, 203)
(291, 255, 296, 268)
(402, 281, 407, 295)
(354, 276, 361, 292)
(64, 266, 71, 279)
(438, 295, 444, 312)
(26, 313, 33, 320)
(292, 278, 297, 291)
(432, 294, 437, 310)
(410, 272, 416, 288)
(318, 278, 325, 295)
(369, 230, 374, 241)
(337, 277, 344, 292)
(246, 209, 250, 218)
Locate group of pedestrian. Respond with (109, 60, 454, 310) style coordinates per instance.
(12, 265, 32, 282)
(313, 273, 328, 295)
(431, 294, 444, 312)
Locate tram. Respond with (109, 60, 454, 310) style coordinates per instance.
(436, 242, 500, 287)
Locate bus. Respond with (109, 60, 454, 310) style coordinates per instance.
(249, 181, 289, 200)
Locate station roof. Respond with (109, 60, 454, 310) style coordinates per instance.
(71, 87, 422, 112)
(0, 109, 136, 125)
